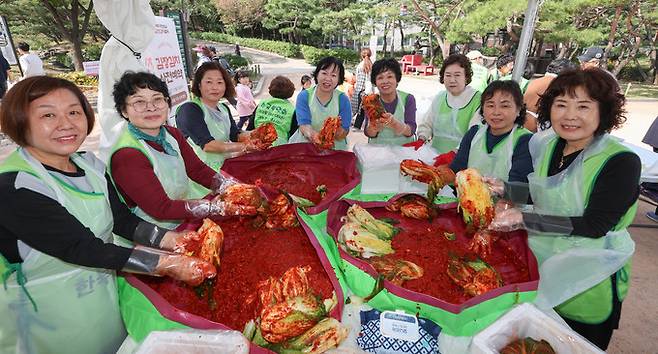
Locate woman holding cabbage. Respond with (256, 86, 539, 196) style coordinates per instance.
(486, 68, 640, 350)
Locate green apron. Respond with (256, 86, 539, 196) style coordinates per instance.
(527, 129, 636, 323)
(469, 63, 490, 93)
(109, 127, 191, 229)
(0, 149, 126, 354)
(431, 90, 481, 153)
(368, 90, 414, 146)
(288, 86, 348, 150)
(499, 74, 530, 93)
(254, 97, 295, 146)
(181, 98, 232, 171)
(467, 125, 531, 182)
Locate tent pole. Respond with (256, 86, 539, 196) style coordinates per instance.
(512, 0, 541, 82)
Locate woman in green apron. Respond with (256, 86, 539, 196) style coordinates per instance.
(416, 54, 482, 154)
(487, 68, 640, 350)
(0, 77, 217, 354)
(364, 58, 416, 145)
(448, 80, 532, 183)
(176, 62, 257, 171)
(252, 75, 298, 146)
(109, 72, 258, 230)
(290, 56, 352, 150)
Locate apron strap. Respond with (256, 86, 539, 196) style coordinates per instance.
(2, 257, 38, 312)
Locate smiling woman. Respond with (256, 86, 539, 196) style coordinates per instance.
(0, 76, 219, 353)
(108, 72, 260, 230)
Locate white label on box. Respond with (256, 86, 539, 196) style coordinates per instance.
(379, 310, 420, 342)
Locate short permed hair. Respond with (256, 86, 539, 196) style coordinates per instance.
(370, 58, 402, 85)
(0, 76, 95, 146)
(479, 80, 527, 126)
(268, 76, 295, 99)
(312, 56, 345, 87)
(537, 68, 625, 135)
(191, 61, 236, 99)
(113, 72, 171, 119)
(439, 54, 473, 85)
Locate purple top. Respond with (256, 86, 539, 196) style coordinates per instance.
(364, 93, 417, 137)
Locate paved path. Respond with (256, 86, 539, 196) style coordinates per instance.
(1, 46, 657, 353)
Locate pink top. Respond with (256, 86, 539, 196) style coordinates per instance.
(235, 83, 256, 117)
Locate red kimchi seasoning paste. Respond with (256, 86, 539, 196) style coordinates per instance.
(367, 207, 531, 305)
(230, 161, 350, 204)
(141, 217, 335, 330)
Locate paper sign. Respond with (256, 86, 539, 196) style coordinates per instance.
(142, 16, 190, 124)
(379, 310, 421, 342)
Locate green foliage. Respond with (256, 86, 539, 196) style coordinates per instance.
(300, 45, 359, 66)
(223, 54, 248, 68)
(83, 44, 103, 61)
(480, 47, 502, 57)
(195, 32, 300, 57)
(52, 53, 74, 69)
(56, 71, 98, 87)
(262, 0, 321, 43)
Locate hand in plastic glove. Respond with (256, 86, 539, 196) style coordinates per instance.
(156, 253, 217, 286)
(159, 230, 201, 253)
(468, 230, 499, 258)
(433, 151, 457, 167)
(402, 139, 425, 150)
(482, 176, 505, 197)
(213, 184, 263, 216)
(211, 172, 239, 195)
(488, 207, 525, 232)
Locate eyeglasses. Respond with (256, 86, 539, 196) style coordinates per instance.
(127, 96, 169, 112)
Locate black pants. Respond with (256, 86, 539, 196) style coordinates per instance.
(560, 273, 623, 351)
(237, 113, 254, 131)
(353, 94, 365, 129)
(0, 80, 7, 99)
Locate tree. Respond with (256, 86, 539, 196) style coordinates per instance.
(311, 3, 369, 48)
(214, 0, 266, 36)
(0, 0, 98, 71)
(262, 0, 321, 44)
(407, 0, 469, 60)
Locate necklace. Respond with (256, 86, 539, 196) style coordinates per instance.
(558, 154, 566, 169)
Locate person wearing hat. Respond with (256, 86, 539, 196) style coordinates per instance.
(193, 44, 213, 70)
(578, 47, 616, 80)
(466, 50, 490, 93)
(491, 54, 530, 93)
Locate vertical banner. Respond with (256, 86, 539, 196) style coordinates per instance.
(142, 16, 190, 125)
(0, 16, 19, 66)
(163, 10, 191, 78)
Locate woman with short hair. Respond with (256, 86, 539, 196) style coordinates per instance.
(0, 76, 216, 353)
(364, 58, 417, 145)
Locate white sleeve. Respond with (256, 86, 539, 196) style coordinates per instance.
(416, 94, 440, 140)
(468, 109, 483, 128)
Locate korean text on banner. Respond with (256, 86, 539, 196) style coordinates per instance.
(142, 16, 190, 124)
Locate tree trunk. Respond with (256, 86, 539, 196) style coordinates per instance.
(613, 2, 642, 77)
(398, 19, 405, 53)
(604, 6, 622, 64)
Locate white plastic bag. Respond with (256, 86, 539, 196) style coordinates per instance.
(470, 303, 603, 354)
(354, 143, 443, 195)
(135, 329, 250, 354)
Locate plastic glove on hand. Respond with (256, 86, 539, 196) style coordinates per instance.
(482, 176, 505, 197)
(488, 207, 524, 232)
(402, 139, 425, 151)
(160, 230, 201, 253)
(156, 253, 217, 286)
(433, 151, 456, 167)
(213, 184, 263, 216)
(468, 230, 499, 258)
(211, 173, 239, 195)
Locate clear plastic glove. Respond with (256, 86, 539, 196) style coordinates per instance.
(211, 191, 261, 216)
(488, 206, 525, 232)
(468, 230, 499, 258)
(156, 252, 217, 286)
(211, 173, 239, 195)
(402, 139, 425, 150)
(482, 176, 505, 197)
(159, 230, 201, 253)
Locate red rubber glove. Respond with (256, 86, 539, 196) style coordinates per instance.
(433, 151, 456, 166)
(402, 139, 425, 150)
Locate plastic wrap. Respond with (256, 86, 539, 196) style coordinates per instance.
(135, 329, 250, 354)
(471, 303, 604, 354)
(354, 143, 453, 197)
